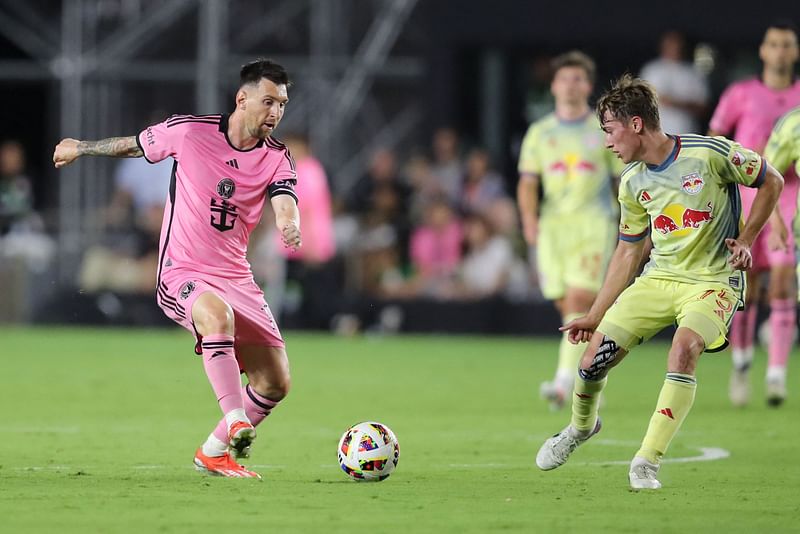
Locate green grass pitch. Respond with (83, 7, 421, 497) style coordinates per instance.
(1, 327, 798, 533)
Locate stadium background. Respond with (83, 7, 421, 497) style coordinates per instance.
(0, 0, 794, 333)
(2, 2, 800, 533)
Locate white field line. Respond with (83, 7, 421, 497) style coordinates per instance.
(448, 440, 730, 468)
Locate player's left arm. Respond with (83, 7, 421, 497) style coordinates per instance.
(271, 194, 301, 252)
(728, 162, 784, 269)
(53, 136, 143, 168)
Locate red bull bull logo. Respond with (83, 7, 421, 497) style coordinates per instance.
(548, 152, 598, 179)
(652, 202, 714, 236)
(653, 214, 680, 234)
(681, 172, 704, 195)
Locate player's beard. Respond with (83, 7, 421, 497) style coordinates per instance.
(251, 123, 270, 140)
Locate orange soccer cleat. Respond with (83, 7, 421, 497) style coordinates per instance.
(193, 448, 262, 479)
(228, 420, 257, 459)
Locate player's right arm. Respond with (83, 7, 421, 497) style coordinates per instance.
(53, 136, 142, 168)
(517, 172, 540, 245)
(517, 123, 543, 246)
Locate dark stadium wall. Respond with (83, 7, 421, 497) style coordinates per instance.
(420, 0, 797, 180)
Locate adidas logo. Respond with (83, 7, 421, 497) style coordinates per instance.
(225, 159, 239, 169)
(658, 408, 674, 419)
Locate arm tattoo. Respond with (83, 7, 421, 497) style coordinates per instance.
(77, 136, 143, 158)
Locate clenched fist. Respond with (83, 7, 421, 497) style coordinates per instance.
(53, 138, 81, 168)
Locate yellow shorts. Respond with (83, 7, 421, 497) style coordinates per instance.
(598, 276, 743, 352)
(537, 214, 616, 300)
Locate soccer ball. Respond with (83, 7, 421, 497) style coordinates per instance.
(337, 421, 400, 481)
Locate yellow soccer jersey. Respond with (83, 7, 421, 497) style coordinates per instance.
(764, 106, 800, 176)
(618, 134, 765, 288)
(518, 112, 622, 218)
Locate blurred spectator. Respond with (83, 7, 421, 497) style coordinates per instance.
(640, 30, 709, 134)
(460, 147, 509, 214)
(344, 147, 410, 216)
(339, 147, 413, 297)
(430, 127, 464, 204)
(446, 211, 517, 300)
(0, 140, 54, 271)
(78, 151, 171, 293)
(253, 134, 337, 328)
(0, 140, 35, 234)
(383, 196, 462, 299)
(403, 151, 438, 224)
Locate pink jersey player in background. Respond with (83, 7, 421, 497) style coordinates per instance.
(53, 59, 301, 479)
(708, 21, 800, 407)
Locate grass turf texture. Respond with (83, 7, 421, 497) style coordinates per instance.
(1, 327, 798, 533)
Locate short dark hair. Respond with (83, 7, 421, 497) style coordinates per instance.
(596, 74, 660, 131)
(239, 58, 291, 88)
(765, 19, 798, 38)
(551, 51, 596, 84)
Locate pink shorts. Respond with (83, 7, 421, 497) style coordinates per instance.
(741, 175, 798, 271)
(156, 268, 284, 353)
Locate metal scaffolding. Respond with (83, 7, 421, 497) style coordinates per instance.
(0, 0, 423, 280)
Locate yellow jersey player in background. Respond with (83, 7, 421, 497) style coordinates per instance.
(763, 105, 800, 404)
(517, 51, 623, 410)
(536, 75, 785, 490)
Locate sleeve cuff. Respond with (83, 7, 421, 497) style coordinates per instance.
(750, 158, 766, 188)
(136, 133, 155, 164)
(619, 228, 649, 242)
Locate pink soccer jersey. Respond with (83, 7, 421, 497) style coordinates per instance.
(709, 78, 800, 154)
(709, 78, 800, 264)
(137, 113, 298, 282)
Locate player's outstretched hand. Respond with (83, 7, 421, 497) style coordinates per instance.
(559, 314, 600, 344)
(53, 138, 81, 168)
(281, 222, 302, 252)
(725, 238, 752, 270)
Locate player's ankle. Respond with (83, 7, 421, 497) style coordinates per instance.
(224, 408, 250, 428)
(201, 434, 229, 458)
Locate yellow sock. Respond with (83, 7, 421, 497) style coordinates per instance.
(556, 313, 586, 391)
(571, 374, 607, 432)
(636, 373, 697, 464)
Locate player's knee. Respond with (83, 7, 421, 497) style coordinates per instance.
(578, 336, 619, 381)
(667, 337, 703, 374)
(195, 300, 235, 334)
(250, 373, 291, 401)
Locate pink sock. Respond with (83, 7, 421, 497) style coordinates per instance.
(768, 298, 796, 369)
(201, 334, 244, 416)
(731, 305, 757, 350)
(212, 384, 280, 442)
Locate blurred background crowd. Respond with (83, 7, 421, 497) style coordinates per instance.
(0, 0, 794, 333)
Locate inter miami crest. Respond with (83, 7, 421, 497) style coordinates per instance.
(216, 178, 236, 199)
(179, 281, 196, 300)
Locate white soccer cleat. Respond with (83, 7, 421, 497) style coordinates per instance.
(766, 376, 786, 407)
(535, 418, 601, 471)
(539, 380, 566, 411)
(629, 456, 661, 490)
(729, 368, 750, 407)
